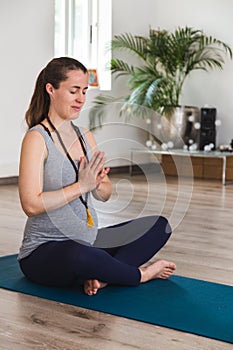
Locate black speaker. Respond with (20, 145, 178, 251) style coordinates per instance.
(199, 107, 216, 150)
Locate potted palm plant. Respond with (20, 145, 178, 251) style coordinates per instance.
(89, 26, 232, 147)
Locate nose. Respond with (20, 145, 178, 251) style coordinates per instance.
(75, 91, 86, 103)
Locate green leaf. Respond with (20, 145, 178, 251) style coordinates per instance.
(89, 25, 232, 127)
(110, 59, 135, 78)
(111, 32, 147, 60)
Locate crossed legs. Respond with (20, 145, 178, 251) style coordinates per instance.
(19, 216, 176, 296)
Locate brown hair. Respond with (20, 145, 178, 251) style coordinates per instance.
(25, 57, 88, 128)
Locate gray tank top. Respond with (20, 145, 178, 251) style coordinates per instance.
(18, 125, 98, 260)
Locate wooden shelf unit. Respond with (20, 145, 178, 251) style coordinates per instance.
(161, 154, 233, 181)
(130, 148, 233, 185)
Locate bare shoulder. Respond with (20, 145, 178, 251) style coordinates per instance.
(23, 126, 45, 142)
(21, 127, 47, 156)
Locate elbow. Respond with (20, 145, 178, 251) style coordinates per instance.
(22, 206, 38, 217)
(21, 202, 43, 217)
(101, 192, 111, 202)
(19, 191, 45, 217)
(92, 185, 112, 202)
(24, 209, 38, 217)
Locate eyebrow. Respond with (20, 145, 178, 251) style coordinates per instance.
(71, 85, 88, 90)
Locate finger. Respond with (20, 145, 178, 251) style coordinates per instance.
(90, 152, 106, 173)
(79, 156, 87, 171)
(89, 151, 101, 165)
(96, 168, 110, 189)
(91, 151, 105, 163)
(104, 167, 110, 175)
(98, 167, 110, 179)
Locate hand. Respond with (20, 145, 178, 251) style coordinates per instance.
(96, 167, 110, 189)
(78, 151, 107, 194)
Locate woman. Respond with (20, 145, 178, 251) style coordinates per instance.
(18, 57, 176, 296)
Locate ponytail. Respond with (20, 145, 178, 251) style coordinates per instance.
(25, 69, 50, 128)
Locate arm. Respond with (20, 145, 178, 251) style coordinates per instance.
(84, 129, 112, 202)
(19, 130, 84, 217)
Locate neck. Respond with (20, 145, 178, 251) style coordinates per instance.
(47, 115, 73, 133)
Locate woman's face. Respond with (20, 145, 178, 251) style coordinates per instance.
(46, 69, 89, 120)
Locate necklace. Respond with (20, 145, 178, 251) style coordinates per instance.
(40, 116, 95, 227)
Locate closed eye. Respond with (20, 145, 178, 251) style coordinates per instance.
(70, 87, 88, 95)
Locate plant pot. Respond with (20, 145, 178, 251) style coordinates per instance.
(150, 106, 201, 149)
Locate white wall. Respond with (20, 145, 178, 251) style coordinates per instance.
(1, 0, 233, 175)
(152, 0, 233, 147)
(85, 0, 233, 167)
(0, 0, 54, 177)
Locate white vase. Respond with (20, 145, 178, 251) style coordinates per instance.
(150, 106, 200, 149)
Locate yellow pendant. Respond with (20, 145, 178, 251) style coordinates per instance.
(86, 207, 95, 227)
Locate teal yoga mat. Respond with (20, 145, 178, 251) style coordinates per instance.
(0, 254, 232, 343)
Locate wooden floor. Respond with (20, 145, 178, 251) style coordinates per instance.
(1, 173, 233, 350)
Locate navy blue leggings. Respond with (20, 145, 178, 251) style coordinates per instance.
(19, 216, 172, 288)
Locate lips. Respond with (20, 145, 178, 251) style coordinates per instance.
(72, 106, 81, 112)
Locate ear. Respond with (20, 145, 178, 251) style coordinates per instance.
(45, 83, 54, 96)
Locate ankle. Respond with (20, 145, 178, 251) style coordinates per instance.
(139, 267, 148, 283)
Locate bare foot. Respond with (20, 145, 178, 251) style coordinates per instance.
(139, 259, 176, 283)
(84, 279, 107, 296)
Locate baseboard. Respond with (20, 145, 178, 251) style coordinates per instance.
(0, 164, 160, 184)
(110, 163, 160, 175)
(0, 176, 18, 185)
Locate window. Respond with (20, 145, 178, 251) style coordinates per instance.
(55, 0, 112, 90)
